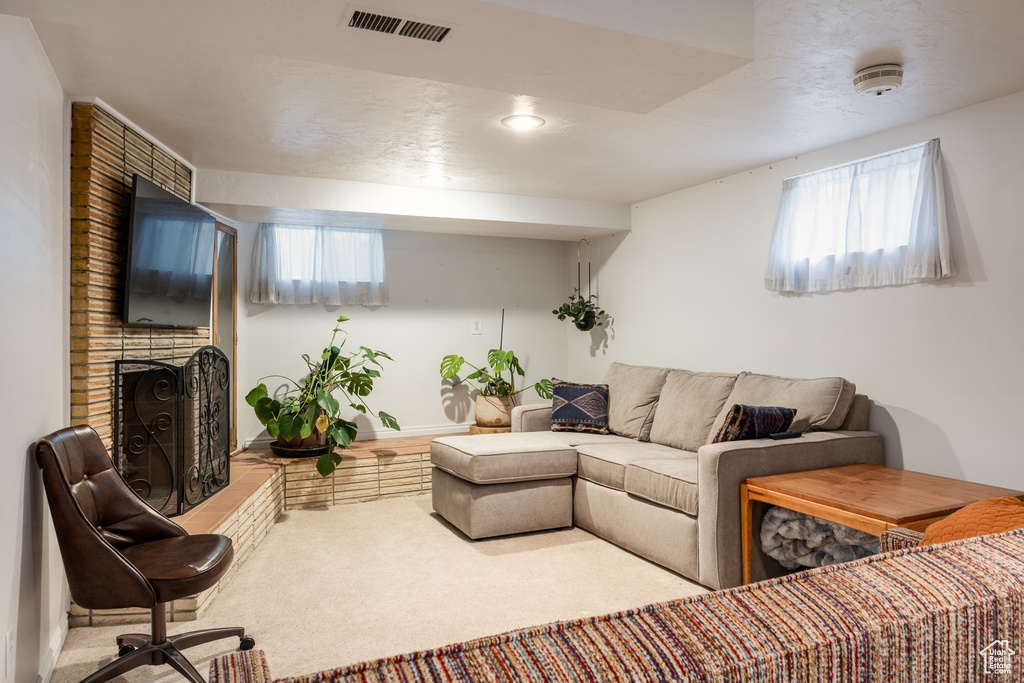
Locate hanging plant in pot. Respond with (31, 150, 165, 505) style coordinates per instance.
(245, 315, 399, 476)
(554, 237, 608, 332)
(439, 348, 553, 428)
(553, 288, 606, 331)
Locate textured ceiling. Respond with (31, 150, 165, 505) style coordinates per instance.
(4, 0, 1024, 206)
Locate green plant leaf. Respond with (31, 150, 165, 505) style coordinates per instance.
(299, 421, 312, 439)
(329, 423, 352, 449)
(359, 346, 381, 366)
(278, 413, 301, 442)
(374, 350, 393, 361)
(316, 390, 340, 415)
(316, 451, 342, 477)
(305, 400, 320, 425)
(364, 368, 381, 378)
(379, 410, 400, 430)
(245, 384, 268, 407)
(487, 348, 512, 373)
(535, 378, 553, 399)
(345, 373, 373, 397)
(506, 352, 525, 377)
(439, 355, 465, 379)
(343, 421, 359, 442)
(253, 396, 277, 424)
(350, 403, 367, 414)
(266, 419, 279, 438)
(336, 315, 350, 323)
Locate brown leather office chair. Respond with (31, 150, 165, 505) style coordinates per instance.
(36, 425, 254, 683)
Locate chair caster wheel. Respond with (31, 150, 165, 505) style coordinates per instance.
(240, 635, 256, 651)
(118, 644, 136, 657)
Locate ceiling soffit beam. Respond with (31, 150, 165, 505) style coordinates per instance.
(195, 170, 630, 240)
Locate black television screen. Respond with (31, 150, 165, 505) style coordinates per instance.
(123, 174, 216, 328)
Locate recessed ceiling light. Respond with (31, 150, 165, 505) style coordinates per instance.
(420, 174, 450, 184)
(501, 115, 546, 130)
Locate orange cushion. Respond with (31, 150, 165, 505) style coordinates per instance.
(920, 496, 1024, 546)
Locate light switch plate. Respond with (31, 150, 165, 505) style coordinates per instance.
(471, 318, 482, 335)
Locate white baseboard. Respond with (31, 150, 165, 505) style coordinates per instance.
(37, 616, 68, 683)
(243, 422, 472, 449)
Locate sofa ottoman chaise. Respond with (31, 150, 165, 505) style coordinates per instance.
(431, 363, 884, 590)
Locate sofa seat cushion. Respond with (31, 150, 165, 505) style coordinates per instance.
(575, 442, 688, 492)
(624, 458, 699, 515)
(431, 432, 631, 485)
(649, 370, 737, 452)
(708, 372, 856, 438)
(603, 363, 671, 441)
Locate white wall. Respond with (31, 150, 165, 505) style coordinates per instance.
(236, 226, 569, 445)
(568, 90, 1024, 488)
(0, 15, 69, 683)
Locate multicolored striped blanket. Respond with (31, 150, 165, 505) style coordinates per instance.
(212, 529, 1024, 682)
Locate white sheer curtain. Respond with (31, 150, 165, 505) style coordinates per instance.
(765, 138, 956, 293)
(250, 224, 388, 306)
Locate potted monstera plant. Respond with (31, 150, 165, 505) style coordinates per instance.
(553, 287, 607, 331)
(440, 348, 552, 429)
(245, 315, 399, 476)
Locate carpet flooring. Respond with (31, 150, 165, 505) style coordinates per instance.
(50, 494, 706, 682)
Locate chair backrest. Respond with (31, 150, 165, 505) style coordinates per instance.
(35, 425, 186, 610)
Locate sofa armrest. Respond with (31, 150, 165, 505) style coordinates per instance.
(880, 527, 924, 553)
(511, 403, 552, 432)
(696, 430, 884, 590)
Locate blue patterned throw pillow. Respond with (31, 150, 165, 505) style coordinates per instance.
(713, 404, 797, 443)
(551, 380, 610, 434)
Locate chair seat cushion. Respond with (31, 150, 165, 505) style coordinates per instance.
(575, 442, 686, 491)
(624, 457, 699, 515)
(121, 534, 234, 602)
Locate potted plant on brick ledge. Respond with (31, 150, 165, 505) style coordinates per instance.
(439, 349, 552, 431)
(245, 315, 399, 476)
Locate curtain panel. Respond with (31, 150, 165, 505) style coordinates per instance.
(250, 224, 388, 306)
(764, 138, 956, 293)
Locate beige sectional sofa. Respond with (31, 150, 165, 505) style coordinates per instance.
(431, 362, 884, 590)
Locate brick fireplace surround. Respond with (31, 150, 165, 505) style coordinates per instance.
(67, 101, 458, 627)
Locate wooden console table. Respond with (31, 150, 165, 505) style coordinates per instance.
(741, 463, 1024, 585)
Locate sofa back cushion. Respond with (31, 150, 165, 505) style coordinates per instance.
(707, 372, 856, 440)
(649, 370, 737, 452)
(603, 363, 671, 441)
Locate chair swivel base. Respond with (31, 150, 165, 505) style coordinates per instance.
(82, 625, 253, 683)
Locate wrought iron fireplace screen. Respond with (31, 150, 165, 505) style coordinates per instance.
(114, 345, 231, 517)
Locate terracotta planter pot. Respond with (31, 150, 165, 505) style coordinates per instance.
(475, 395, 516, 428)
(276, 426, 327, 449)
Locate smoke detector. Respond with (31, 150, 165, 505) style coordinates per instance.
(854, 64, 904, 96)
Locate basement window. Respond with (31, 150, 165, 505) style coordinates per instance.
(764, 139, 956, 293)
(250, 224, 388, 306)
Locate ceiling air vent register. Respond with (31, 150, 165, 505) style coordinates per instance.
(349, 10, 451, 42)
(854, 64, 904, 96)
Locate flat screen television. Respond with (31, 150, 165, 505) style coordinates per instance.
(123, 174, 216, 328)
